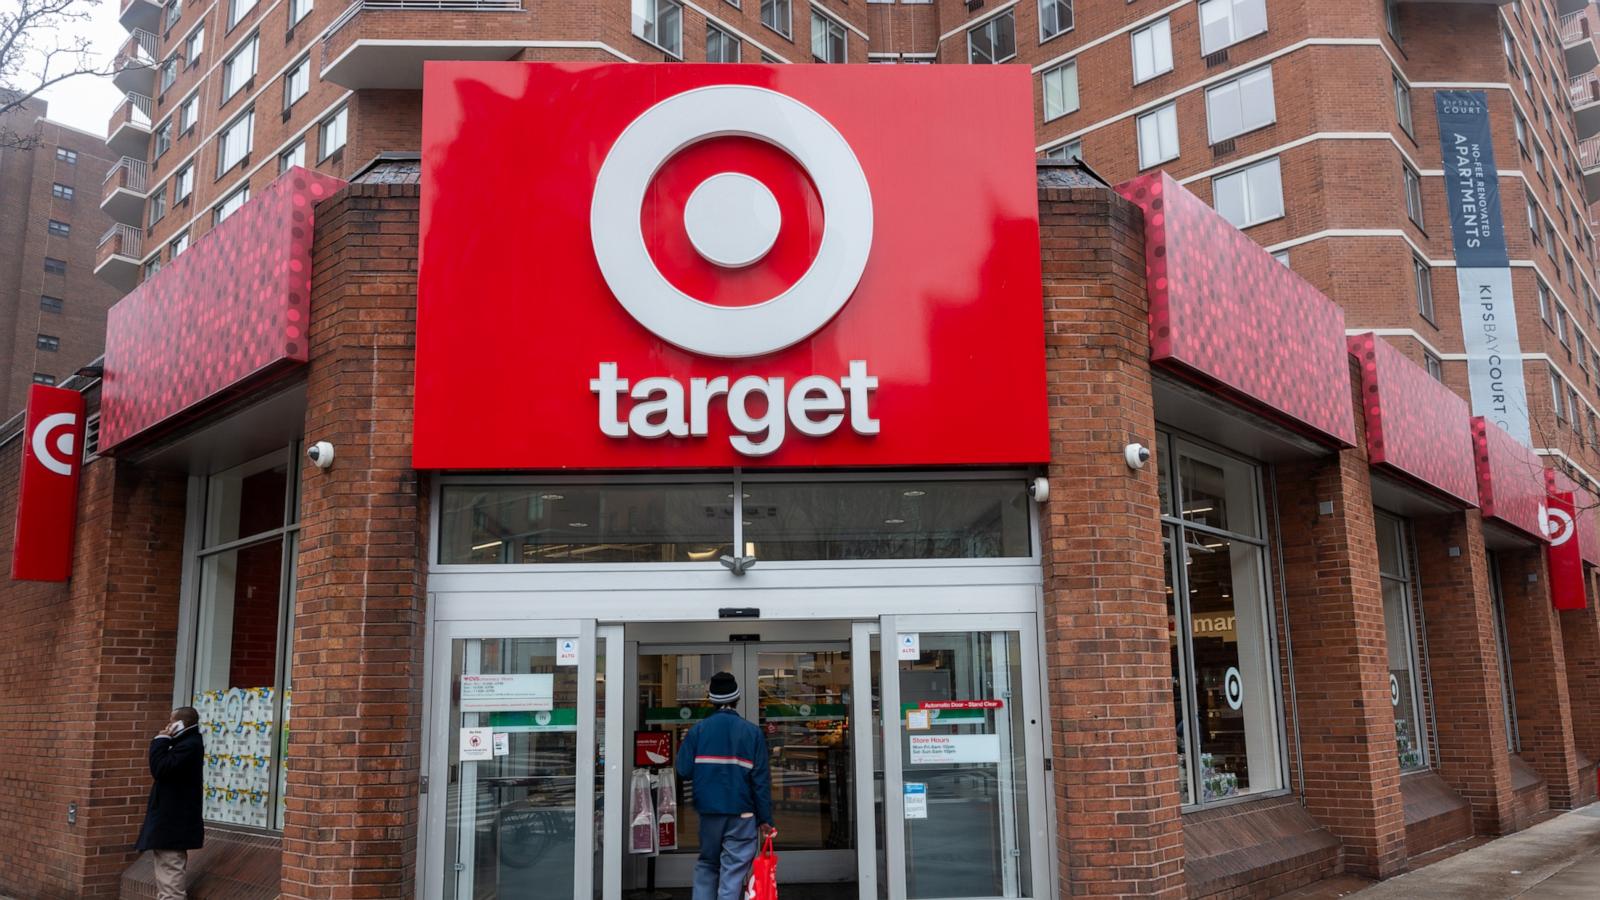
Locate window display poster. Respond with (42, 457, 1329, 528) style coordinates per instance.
(460, 673, 554, 711)
(907, 734, 1001, 765)
(904, 783, 928, 819)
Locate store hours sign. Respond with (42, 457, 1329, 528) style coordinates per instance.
(414, 63, 1048, 469)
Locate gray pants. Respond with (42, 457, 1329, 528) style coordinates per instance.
(693, 813, 759, 900)
(152, 849, 187, 900)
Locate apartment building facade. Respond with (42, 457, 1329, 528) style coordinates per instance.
(0, 98, 122, 413)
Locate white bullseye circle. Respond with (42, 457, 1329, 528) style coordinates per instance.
(684, 172, 782, 268)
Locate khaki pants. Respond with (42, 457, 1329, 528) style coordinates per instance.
(152, 849, 187, 900)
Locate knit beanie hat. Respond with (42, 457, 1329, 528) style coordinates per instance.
(708, 671, 740, 704)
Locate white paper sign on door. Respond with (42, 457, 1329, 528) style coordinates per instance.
(459, 727, 494, 762)
(907, 733, 1001, 765)
(492, 732, 509, 757)
(897, 633, 920, 661)
(460, 674, 554, 711)
(904, 783, 928, 819)
(557, 638, 579, 666)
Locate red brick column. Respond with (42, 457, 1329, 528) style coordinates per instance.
(1499, 548, 1583, 809)
(1273, 449, 1408, 878)
(1411, 510, 1516, 834)
(1558, 573, 1600, 772)
(1035, 184, 1184, 897)
(282, 183, 428, 899)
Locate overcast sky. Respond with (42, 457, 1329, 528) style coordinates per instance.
(13, 0, 127, 137)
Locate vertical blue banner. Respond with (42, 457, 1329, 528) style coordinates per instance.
(1436, 90, 1531, 445)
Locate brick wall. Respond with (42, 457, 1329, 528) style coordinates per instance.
(280, 181, 429, 899)
(1034, 183, 1184, 897)
(1499, 547, 1584, 809)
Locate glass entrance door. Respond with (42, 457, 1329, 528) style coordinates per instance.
(633, 642, 858, 886)
(424, 619, 624, 900)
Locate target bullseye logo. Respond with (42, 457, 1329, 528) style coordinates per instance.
(30, 411, 79, 477)
(590, 85, 873, 359)
(1224, 667, 1244, 711)
(1542, 502, 1575, 546)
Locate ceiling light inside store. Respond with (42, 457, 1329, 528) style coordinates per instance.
(902, 489, 927, 498)
(472, 540, 504, 551)
(568, 522, 590, 528)
(541, 493, 565, 501)
(884, 518, 906, 525)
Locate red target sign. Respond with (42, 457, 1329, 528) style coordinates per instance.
(415, 63, 1047, 470)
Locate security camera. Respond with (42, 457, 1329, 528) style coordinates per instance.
(307, 440, 335, 470)
(1028, 477, 1050, 502)
(1124, 443, 1151, 470)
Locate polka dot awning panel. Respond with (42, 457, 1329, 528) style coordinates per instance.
(1348, 332, 1479, 507)
(1473, 415, 1548, 541)
(1116, 171, 1356, 448)
(101, 168, 346, 449)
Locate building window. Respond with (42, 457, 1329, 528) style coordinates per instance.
(1384, 0, 1401, 44)
(1158, 433, 1284, 806)
(289, 0, 312, 25)
(1393, 72, 1413, 136)
(1137, 102, 1180, 169)
(144, 259, 160, 278)
(155, 119, 173, 158)
(35, 335, 60, 352)
(1038, 0, 1073, 42)
(179, 94, 198, 133)
(1552, 366, 1567, 421)
(1043, 141, 1083, 162)
(812, 9, 847, 62)
(1375, 513, 1429, 772)
(223, 35, 258, 100)
(1557, 304, 1571, 346)
(51, 183, 73, 201)
(1488, 553, 1521, 753)
(1547, 218, 1559, 260)
(1272, 250, 1289, 267)
(44, 257, 66, 275)
(46, 220, 70, 238)
(284, 57, 309, 109)
(215, 185, 249, 224)
(968, 11, 1016, 64)
(40, 296, 63, 314)
(164, 0, 182, 29)
(1414, 256, 1434, 322)
(185, 26, 204, 67)
(1212, 157, 1283, 229)
(160, 56, 177, 93)
(1403, 163, 1424, 229)
(218, 109, 254, 175)
(633, 0, 683, 56)
(318, 105, 348, 160)
(55, 147, 76, 165)
(229, 0, 257, 29)
(149, 185, 167, 226)
(1538, 277, 1552, 323)
(280, 141, 306, 173)
(1527, 190, 1540, 245)
(1514, 111, 1529, 156)
(1041, 62, 1078, 121)
(175, 163, 194, 202)
(1205, 66, 1274, 145)
(187, 446, 301, 830)
(33, 373, 56, 386)
(170, 231, 190, 259)
(1566, 252, 1577, 289)
(761, 0, 791, 38)
(1424, 351, 1443, 382)
(1131, 18, 1172, 84)
(1198, 0, 1267, 56)
(706, 23, 740, 62)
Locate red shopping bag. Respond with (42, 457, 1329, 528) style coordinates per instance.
(745, 830, 778, 900)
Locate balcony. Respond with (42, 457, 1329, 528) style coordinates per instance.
(1580, 135, 1600, 201)
(321, 0, 527, 90)
(117, 0, 160, 33)
(1561, 10, 1600, 76)
(95, 224, 144, 292)
(101, 158, 150, 226)
(107, 93, 152, 158)
(111, 29, 158, 95)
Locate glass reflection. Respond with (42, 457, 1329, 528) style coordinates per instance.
(743, 480, 1030, 560)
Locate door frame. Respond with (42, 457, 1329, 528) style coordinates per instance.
(420, 618, 625, 900)
(626, 637, 859, 886)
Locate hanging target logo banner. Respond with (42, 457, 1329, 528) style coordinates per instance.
(1544, 491, 1587, 610)
(12, 385, 86, 582)
(415, 63, 1047, 469)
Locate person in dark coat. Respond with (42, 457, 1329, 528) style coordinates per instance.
(135, 707, 205, 900)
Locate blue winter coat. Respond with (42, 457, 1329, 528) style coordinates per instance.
(675, 708, 773, 825)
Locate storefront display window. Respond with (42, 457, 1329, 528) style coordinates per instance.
(1157, 432, 1284, 807)
(1488, 552, 1520, 753)
(438, 477, 1031, 565)
(1375, 512, 1430, 772)
(187, 446, 300, 830)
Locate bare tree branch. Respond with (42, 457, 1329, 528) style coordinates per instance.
(0, 0, 112, 148)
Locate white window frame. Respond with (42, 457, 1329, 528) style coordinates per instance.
(967, 10, 1016, 64)
(174, 163, 194, 202)
(318, 104, 348, 161)
(228, 0, 257, 29)
(761, 0, 792, 39)
(1414, 256, 1434, 322)
(184, 25, 204, 67)
(1131, 17, 1173, 85)
(289, 0, 312, 25)
(222, 34, 258, 101)
(217, 108, 254, 176)
(1403, 163, 1424, 229)
(285, 56, 310, 109)
(1393, 72, 1413, 136)
(811, 7, 847, 63)
(1205, 66, 1275, 145)
(1042, 61, 1078, 122)
(170, 230, 190, 259)
(706, 22, 740, 62)
(1198, 0, 1268, 56)
(178, 93, 198, 134)
(1137, 102, 1180, 170)
(633, 0, 684, 58)
(215, 185, 249, 224)
(1038, 0, 1073, 43)
(1212, 157, 1284, 230)
(280, 140, 307, 173)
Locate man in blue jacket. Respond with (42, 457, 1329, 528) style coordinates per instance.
(676, 671, 773, 900)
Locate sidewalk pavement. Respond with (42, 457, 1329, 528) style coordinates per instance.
(1347, 803, 1600, 899)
